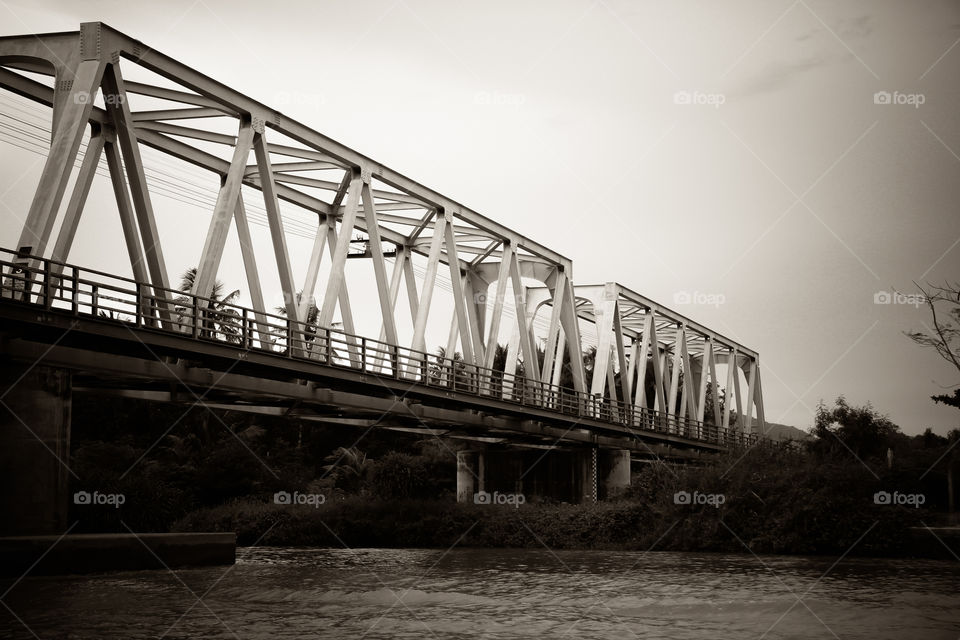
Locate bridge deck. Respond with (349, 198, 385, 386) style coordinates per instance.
(0, 249, 760, 458)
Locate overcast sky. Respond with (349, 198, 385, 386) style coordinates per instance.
(1, 0, 959, 435)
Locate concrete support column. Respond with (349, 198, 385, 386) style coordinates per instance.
(456, 451, 478, 503)
(599, 449, 631, 499)
(0, 365, 72, 535)
(580, 448, 598, 503)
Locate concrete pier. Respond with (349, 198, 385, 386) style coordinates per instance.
(0, 365, 72, 535)
(598, 449, 631, 499)
(0, 365, 236, 576)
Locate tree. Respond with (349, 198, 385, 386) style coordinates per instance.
(907, 282, 960, 409)
(274, 292, 320, 353)
(369, 451, 430, 499)
(702, 380, 729, 427)
(813, 396, 900, 459)
(429, 346, 470, 388)
(321, 446, 374, 494)
(175, 268, 242, 343)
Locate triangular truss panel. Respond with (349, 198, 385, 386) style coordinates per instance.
(529, 282, 765, 439)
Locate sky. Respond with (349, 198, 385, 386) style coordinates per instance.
(0, 0, 958, 436)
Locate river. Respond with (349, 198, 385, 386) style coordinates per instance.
(1, 547, 958, 638)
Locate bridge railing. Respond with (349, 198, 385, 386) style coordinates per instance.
(0, 249, 762, 450)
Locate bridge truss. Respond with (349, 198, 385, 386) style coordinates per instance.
(0, 22, 765, 455)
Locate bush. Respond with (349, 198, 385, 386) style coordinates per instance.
(369, 452, 431, 499)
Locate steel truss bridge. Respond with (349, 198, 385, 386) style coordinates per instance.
(0, 22, 766, 460)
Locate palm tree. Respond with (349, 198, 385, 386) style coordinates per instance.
(583, 345, 598, 382)
(321, 446, 374, 494)
(175, 268, 242, 343)
(273, 292, 318, 339)
(271, 292, 347, 360)
(429, 346, 469, 387)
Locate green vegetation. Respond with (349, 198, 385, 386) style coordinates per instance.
(69, 391, 958, 557)
(64, 271, 960, 557)
(169, 443, 919, 556)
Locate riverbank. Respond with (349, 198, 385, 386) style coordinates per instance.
(170, 442, 955, 557)
(172, 491, 935, 557)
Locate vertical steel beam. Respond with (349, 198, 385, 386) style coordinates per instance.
(732, 352, 744, 429)
(298, 217, 328, 323)
(445, 310, 460, 363)
(611, 300, 631, 405)
(410, 216, 445, 354)
(324, 221, 361, 365)
(370, 246, 408, 372)
(649, 320, 667, 414)
(696, 340, 711, 423)
(502, 325, 521, 399)
(558, 278, 586, 393)
(708, 340, 722, 427)
(722, 347, 737, 430)
(551, 328, 565, 388)
(16, 59, 105, 265)
(191, 122, 254, 301)
(661, 349, 672, 411)
(317, 174, 360, 329)
(744, 356, 757, 432)
(680, 331, 699, 420)
(626, 337, 640, 401)
(539, 271, 566, 384)
(668, 325, 683, 417)
(508, 251, 539, 381)
(49, 128, 105, 271)
(444, 214, 475, 365)
(101, 63, 171, 313)
(360, 179, 399, 347)
(233, 195, 268, 342)
(634, 314, 654, 410)
(483, 243, 512, 372)
(376, 244, 406, 347)
(464, 272, 487, 365)
(103, 138, 149, 285)
(468, 271, 488, 353)
(605, 345, 618, 404)
(590, 297, 616, 397)
(754, 362, 766, 433)
(401, 248, 420, 325)
(252, 128, 302, 354)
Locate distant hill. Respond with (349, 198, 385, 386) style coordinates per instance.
(759, 421, 812, 442)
